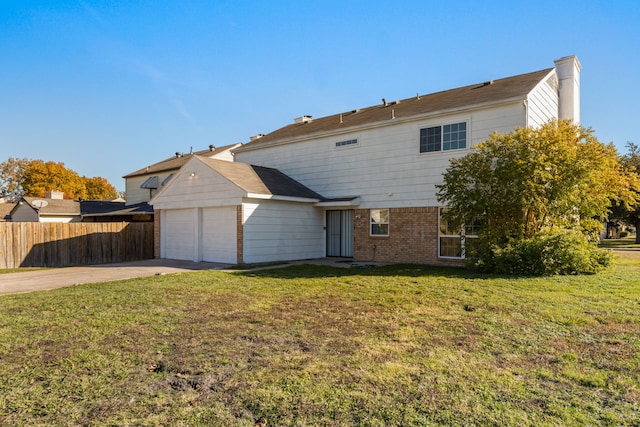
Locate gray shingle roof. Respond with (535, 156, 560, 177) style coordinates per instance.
(123, 143, 240, 178)
(235, 68, 554, 150)
(80, 201, 153, 216)
(198, 157, 323, 200)
(22, 197, 80, 215)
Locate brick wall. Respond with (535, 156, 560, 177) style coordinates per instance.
(353, 207, 464, 266)
(236, 205, 243, 264)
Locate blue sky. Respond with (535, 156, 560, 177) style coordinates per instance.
(1, 1, 638, 192)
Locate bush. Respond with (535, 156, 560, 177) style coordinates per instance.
(467, 229, 614, 275)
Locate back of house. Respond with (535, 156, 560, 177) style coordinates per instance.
(151, 56, 581, 265)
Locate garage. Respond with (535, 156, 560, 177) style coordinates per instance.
(201, 206, 237, 264)
(163, 208, 195, 261)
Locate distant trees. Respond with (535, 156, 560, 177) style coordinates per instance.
(611, 142, 640, 243)
(436, 120, 639, 274)
(0, 157, 118, 201)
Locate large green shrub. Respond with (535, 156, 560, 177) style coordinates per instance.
(467, 229, 613, 275)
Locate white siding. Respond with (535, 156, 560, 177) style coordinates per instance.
(151, 158, 244, 210)
(527, 74, 559, 128)
(236, 103, 527, 208)
(125, 172, 175, 206)
(202, 206, 237, 264)
(39, 215, 79, 223)
(242, 200, 324, 263)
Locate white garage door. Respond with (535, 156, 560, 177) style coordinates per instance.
(164, 209, 195, 261)
(202, 206, 237, 264)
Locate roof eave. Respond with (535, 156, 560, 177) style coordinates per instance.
(245, 193, 321, 203)
(235, 95, 528, 153)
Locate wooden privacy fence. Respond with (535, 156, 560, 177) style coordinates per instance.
(0, 222, 154, 268)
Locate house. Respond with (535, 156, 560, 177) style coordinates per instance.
(0, 201, 16, 221)
(150, 56, 581, 265)
(123, 143, 241, 206)
(8, 191, 153, 223)
(10, 191, 81, 223)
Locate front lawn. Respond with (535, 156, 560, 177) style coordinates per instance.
(1, 260, 639, 425)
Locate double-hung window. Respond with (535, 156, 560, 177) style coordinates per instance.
(420, 122, 467, 153)
(370, 209, 389, 236)
(438, 208, 478, 258)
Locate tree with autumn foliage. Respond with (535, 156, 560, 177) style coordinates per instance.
(436, 120, 639, 274)
(0, 158, 117, 201)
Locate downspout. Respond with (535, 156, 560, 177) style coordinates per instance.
(523, 99, 529, 128)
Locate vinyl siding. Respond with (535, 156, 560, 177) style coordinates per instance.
(527, 75, 559, 128)
(151, 159, 244, 210)
(242, 200, 324, 263)
(236, 103, 527, 208)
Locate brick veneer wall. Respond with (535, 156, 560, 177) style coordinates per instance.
(153, 210, 161, 258)
(353, 207, 464, 266)
(236, 205, 243, 264)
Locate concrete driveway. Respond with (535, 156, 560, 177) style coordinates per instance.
(0, 259, 231, 296)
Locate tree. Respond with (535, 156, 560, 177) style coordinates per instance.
(436, 120, 639, 273)
(83, 176, 118, 200)
(22, 160, 85, 199)
(0, 157, 29, 201)
(613, 142, 640, 243)
(0, 158, 118, 200)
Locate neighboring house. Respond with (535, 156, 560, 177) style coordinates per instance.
(8, 191, 153, 223)
(0, 202, 16, 221)
(151, 56, 581, 265)
(123, 143, 241, 206)
(11, 192, 81, 223)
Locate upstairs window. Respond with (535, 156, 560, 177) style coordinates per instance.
(420, 122, 467, 153)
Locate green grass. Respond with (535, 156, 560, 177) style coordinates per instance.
(1, 259, 639, 426)
(599, 236, 640, 249)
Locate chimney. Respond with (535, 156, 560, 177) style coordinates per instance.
(554, 56, 581, 124)
(294, 115, 312, 124)
(46, 190, 64, 200)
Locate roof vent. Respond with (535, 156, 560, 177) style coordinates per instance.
(175, 152, 182, 158)
(482, 80, 494, 87)
(382, 98, 388, 107)
(294, 115, 313, 124)
(209, 144, 215, 151)
(250, 134, 265, 141)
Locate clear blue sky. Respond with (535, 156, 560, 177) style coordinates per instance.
(1, 1, 638, 192)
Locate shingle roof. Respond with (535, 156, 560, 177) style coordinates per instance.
(0, 203, 15, 221)
(123, 143, 240, 178)
(197, 157, 323, 200)
(22, 197, 80, 215)
(80, 201, 153, 216)
(235, 68, 554, 150)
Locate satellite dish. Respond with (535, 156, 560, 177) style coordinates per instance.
(31, 199, 48, 209)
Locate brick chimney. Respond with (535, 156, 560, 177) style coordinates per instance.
(554, 56, 581, 124)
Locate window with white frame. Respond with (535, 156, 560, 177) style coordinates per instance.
(438, 208, 478, 258)
(370, 209, 389, 236)
(420, 122, 467, 153)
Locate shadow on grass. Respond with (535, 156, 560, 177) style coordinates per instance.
(234, 263, 505, 280)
